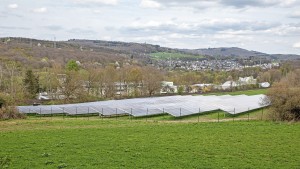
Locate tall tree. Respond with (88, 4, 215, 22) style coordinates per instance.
(23, 69, 39, 98)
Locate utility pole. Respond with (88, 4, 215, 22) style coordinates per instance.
(30, 38, 32, 48)
(53, 36, 56, 49)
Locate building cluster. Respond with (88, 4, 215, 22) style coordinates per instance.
(154, 59, 279, 71)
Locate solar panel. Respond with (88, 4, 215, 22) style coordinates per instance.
(17, 94, 268, 117)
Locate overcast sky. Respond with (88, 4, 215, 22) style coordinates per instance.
(1, 0, 300, 54)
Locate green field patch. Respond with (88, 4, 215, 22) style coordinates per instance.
(150, 52, 204, 60)
(0, 117, 299, 168)
(202, 89, 268, 96)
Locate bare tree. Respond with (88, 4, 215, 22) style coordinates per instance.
(142, 66, 163, 96)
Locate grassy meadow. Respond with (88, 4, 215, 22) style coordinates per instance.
(202, 89, 268, 96)
(0, 115, 299, 169)
(150, 52, 204, 60)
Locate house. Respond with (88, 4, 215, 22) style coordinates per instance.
(37, 92, 50, 100)
(221, 81, 238, 90)
(160, 81, 177, 94)
(259, 82, 270, 88)
(238, 76, 257, 85)
(191, 84, 213, 93)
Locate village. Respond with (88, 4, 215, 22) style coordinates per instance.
(153, 58, 279, 71)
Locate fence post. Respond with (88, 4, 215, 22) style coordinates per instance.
(63, 107, 65, 119)
(248, 107, 250, 121)
(198, 108, 200, 123)
(130, 108, 133, 121)
(101, 108, 104, 120)
(76, 107, 78, 119)
(180, 108, 182, 120)
(29, 108, 31, 114)
(233, 108, 235, 122)
(218, 111, 220, 123)
(116, 108, 118, 120)
(40, 108, 42, 119)
(146, 108, 148, 122)
(88, 107, 90, 120)
(51, 106, 53, 120)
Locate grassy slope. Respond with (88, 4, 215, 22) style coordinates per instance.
(0, 119, 299, 169)
(150, 52, 204, 60)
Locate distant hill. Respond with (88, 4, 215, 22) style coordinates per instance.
(0, 37, 299, 70)
(181, 47, 300, 60)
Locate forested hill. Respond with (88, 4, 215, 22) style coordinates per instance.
(0, 37, 182, 69)
(0, 37, 299, 70)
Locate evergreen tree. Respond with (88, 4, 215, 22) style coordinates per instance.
(66, 60, 80, 71)
(23, 70, 39, 98)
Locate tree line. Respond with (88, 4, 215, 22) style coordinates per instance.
(0, 59, 294, 105)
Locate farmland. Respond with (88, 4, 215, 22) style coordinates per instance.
(0, 116, 299, 169)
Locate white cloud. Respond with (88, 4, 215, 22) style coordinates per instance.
(73, 0, 118, 5)
(289, 11, 300, 18)
(33, 7, 47, 13)
(140, 0, 162, 9)
(8, 4, 18, 9)
(264, 24, 300, 36)
(293, 42, 300, 48)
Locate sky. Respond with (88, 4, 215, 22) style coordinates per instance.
(1, 0, 300, 54)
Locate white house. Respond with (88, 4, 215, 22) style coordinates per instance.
(37, 92, 50, 100)
(238, 76, 257, 85)
(221, 81, 238, 90)
(191, 84, 213, 93)
(259, 82, 270, 88)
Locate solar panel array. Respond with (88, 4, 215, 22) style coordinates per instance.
(17, 94, 267, 117)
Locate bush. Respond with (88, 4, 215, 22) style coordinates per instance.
(264, 69, 300, 121)
(177, 86, 184, 95)
(0, 106, 26, 120)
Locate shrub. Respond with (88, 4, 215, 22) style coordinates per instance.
(264, 69, 300, 121)
(0, 106, 26, 120)
(177, 86, 184, 95)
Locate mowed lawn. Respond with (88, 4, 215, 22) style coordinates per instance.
(0, 119, 299, 169)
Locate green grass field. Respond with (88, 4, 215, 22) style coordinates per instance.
(0, 117, 299, 169)
(150, 52, 204, 60)
(202, 89, 268, 96)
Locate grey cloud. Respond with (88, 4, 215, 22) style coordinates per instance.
(219, 0, 277, 8)
(0, 26, 31, 30)
(153, 0, 299, 8)
(0, 11, 23, 18)
(67, 28, 97, 35)
(44, 25, 64, 31)
(289, 13, 300, 19)
(121, 20, 281, 37)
